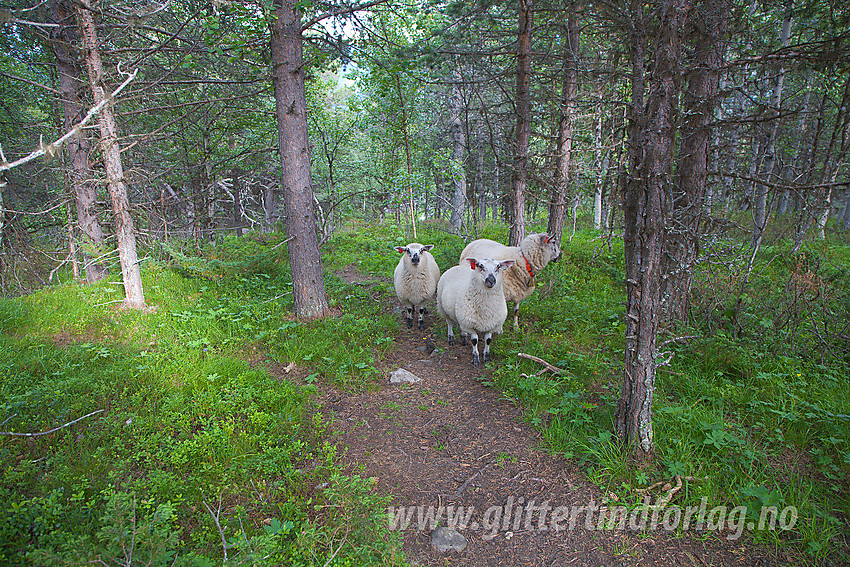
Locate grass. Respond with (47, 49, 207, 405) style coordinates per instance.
(483, 225, 850, 565)
(0, 231, 405, 566)
(2, 219, 848, 565)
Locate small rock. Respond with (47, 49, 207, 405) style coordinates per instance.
(389, 368, 421, 384)
(430, 526, 467, 553)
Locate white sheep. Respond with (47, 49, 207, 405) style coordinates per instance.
(436, 257, 516, 366)
(393, 243, 441, 330)
(459, 233, 561, 329)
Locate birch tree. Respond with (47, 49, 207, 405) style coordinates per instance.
(509, 0, 533, 246)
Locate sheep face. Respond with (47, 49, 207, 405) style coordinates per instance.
(534, 233, 562, 264)
(395, 243, 433, 266)
(464, 257, 516, 288)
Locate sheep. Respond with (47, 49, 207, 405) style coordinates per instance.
(459, 233, 561, 329)
(393, 243, 441, 330)
(436, 257, 516, 366)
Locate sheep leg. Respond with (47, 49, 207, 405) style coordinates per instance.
(417, 306, 426, 330)
(447, 321, 455, 346)
(405, 306, 414, 328)
(470, 332, 480, 366)
(512, 302, 520, 329)
(482, 332, 493, 363)
(460, 333, 468, 346)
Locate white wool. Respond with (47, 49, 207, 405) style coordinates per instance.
(459, 233, 560, 327)
(393, 243, 440, 329)
(436, 257, 515, 365)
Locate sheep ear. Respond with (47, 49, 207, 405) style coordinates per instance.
(540, 233, 551, 244)
(500, 260, 516, 270)
(422, 245, 434, 252)
(394, 246, 406, 254)
(465, 258, 477, 270)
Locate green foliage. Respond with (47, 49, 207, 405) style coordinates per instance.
(0, 232, 406, 566)
(481, 227, 850, 562)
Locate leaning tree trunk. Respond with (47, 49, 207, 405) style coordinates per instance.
(269, 0, 329, 320)
(76, 1, 145, 309)
(49, 0, 108, 283)
(615, 0, 685, 456)
(663, 0, 728, 324)
(448, 65, 467, 234)
(510, 0, 532, 246)
(547, 13, 579, 245)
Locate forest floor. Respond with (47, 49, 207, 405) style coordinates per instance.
(269, 264, 791, 567)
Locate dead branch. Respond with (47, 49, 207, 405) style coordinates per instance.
(202, 494, 231, 563)
(517, 352, 565, 374)
(0, 67, 138, 183)
(0, 409, 105, 437)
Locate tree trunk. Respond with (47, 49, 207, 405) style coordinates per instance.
(77, 0, 145, 309)
(395, 74, 417, 238)
(269, 0, 329, 320)
(816, 75, 850, 239)
(448, 65, 467, 234)
(615, 0, 686, 456)
(752, 8, 792, 247)
(663, 0, 728, 324)
(841, 190, 850, 230)
(49, 0, 108, 283)
(510, 0, 532, 246)
(593, 106, 604, 230)
(792, 92, 828, 252)
(231, 167, 245, 237)
(548, 13, 579, 245)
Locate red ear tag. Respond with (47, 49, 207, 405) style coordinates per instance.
(469, 259, 477, 270)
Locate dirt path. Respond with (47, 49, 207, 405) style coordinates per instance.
(313, 267, 782, 566)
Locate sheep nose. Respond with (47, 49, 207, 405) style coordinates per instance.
(411, 256, 420, 265)
(484, 274, 496, 287)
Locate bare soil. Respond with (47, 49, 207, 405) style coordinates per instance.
(301, 266, 791, 566)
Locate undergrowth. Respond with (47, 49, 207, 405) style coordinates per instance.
(3, 220, 848, 565)
(0, 230, 405, 566)
(486, 229, 850, 565)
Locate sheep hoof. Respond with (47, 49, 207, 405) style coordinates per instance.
(406, 318, 413, 329)
(448, 337, 455, 346)
(418, 320, 424, 331)
(472, 357, 480, 367)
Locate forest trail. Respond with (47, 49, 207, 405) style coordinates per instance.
(306, 266, 781, 566)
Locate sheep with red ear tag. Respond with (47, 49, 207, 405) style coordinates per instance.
(459, 233, 561, 328)
(436, 257, 516, 366)
(393, 243, 440, 330)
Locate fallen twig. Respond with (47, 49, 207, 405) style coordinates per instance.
(0, 409, 105, 437)
(454, 460, 495, 496)
(634, 474, 706, 509)
(517, 352, 565, 375)
(202, 495, 230, 563)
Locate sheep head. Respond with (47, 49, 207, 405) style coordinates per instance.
(465, 257, 516, 288)
(395, 243, 434, 266)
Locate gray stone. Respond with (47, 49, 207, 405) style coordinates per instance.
(389, 368, 421, 384)
(430, 526, 467, 553)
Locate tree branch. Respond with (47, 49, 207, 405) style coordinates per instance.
(0, 67, 138, 182)
(517, 352, 565, 374)
(0, 409, 105, 437)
